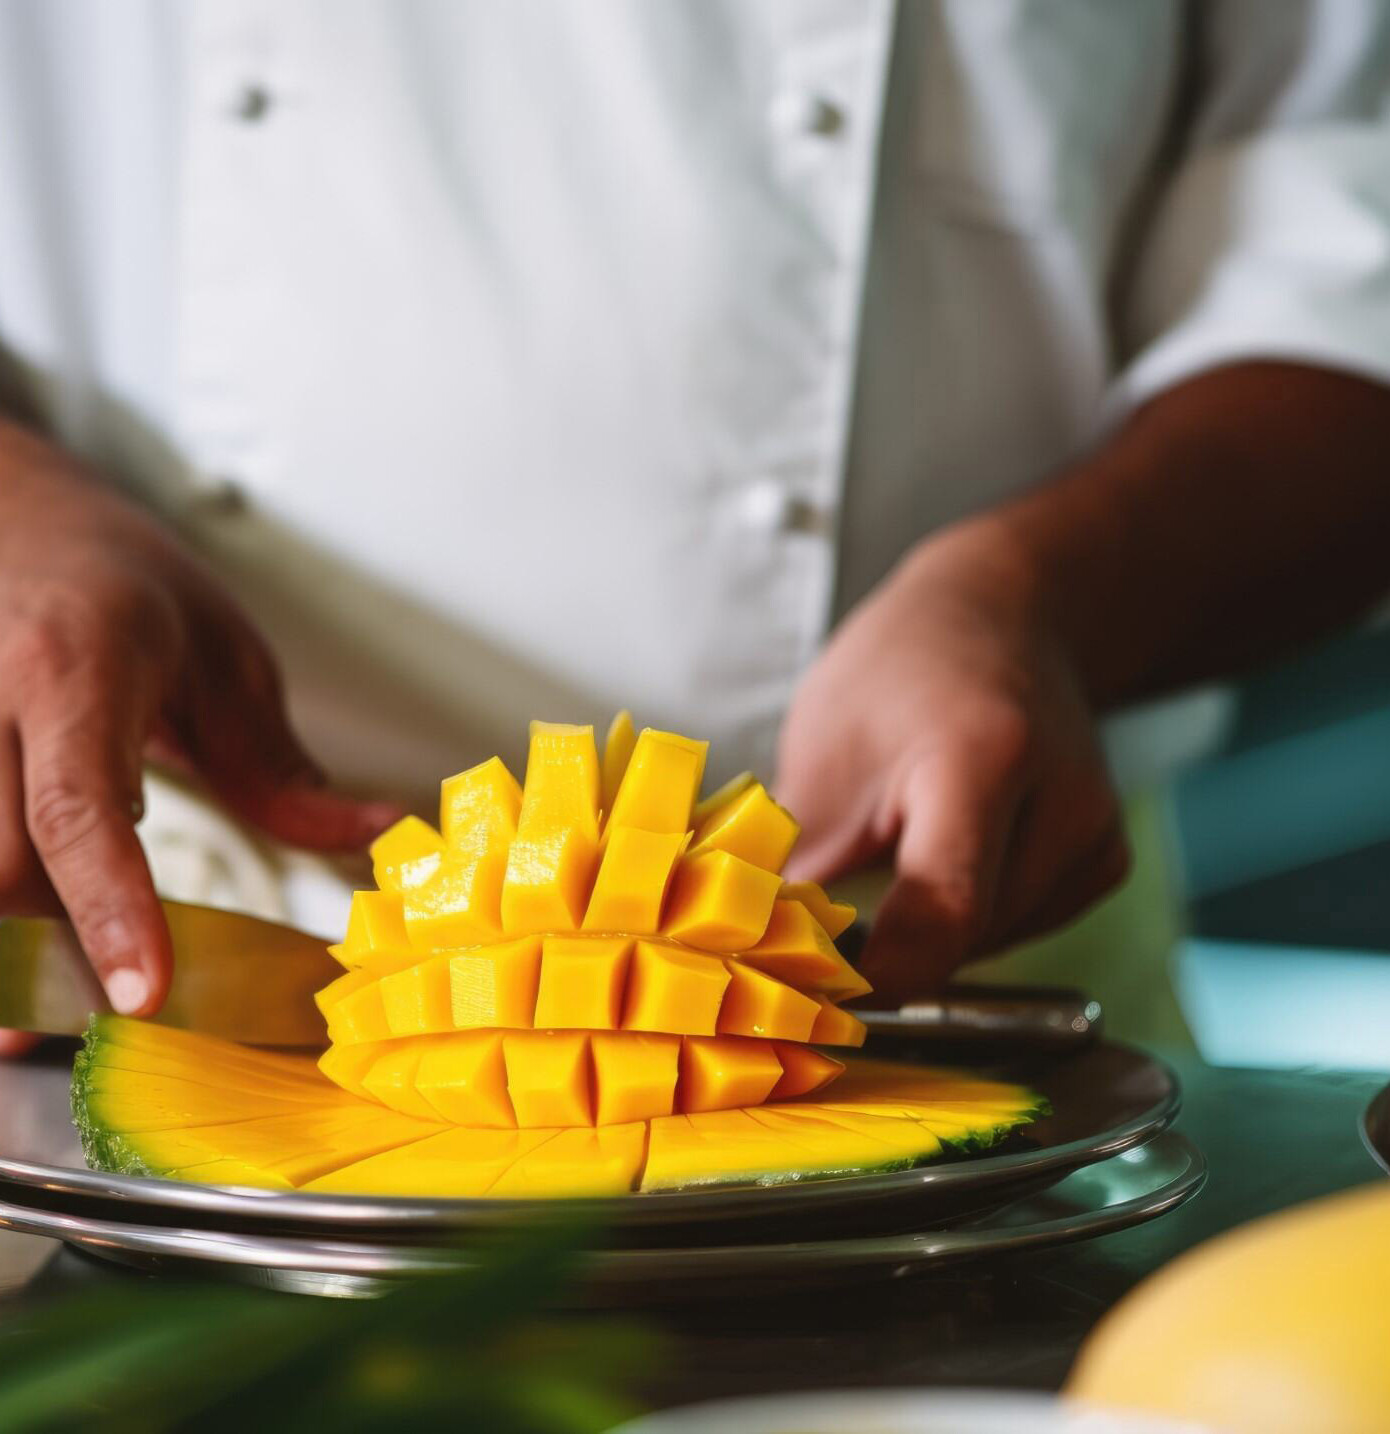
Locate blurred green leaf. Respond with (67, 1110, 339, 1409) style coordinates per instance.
(0, 1224, 658, 1433)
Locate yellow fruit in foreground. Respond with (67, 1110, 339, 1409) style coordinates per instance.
(1068, 1181, 1390, 1434)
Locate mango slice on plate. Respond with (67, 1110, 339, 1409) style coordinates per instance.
(74, 1016, 1046, 1196)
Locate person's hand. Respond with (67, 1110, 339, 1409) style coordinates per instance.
(0, 421, 403, 1049)
(775, 519, 1129, 1005)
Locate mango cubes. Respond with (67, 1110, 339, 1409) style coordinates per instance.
(317, 713, 868, 1128)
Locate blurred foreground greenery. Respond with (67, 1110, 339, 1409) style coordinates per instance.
(0, 1224, 657, 1433)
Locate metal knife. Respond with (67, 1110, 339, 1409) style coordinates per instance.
(0, 901, 340, 1046)
(855, 985, 1103, 1049)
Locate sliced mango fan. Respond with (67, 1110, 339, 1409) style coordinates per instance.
(72, 714, 1046, 1196)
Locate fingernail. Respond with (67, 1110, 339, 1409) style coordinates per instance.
(106, 967, 150, 1016)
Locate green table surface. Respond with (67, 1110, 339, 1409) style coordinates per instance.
(0, 1050, 1382, 1412)
(633, 1052, 1386, 1407)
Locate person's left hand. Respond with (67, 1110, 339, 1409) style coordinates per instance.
(775, 519, 1130, 1005)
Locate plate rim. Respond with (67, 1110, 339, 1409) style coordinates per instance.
(0, 1041, 1181, 1232)
(0, 1132, 1205, 1288)
(1360, 1080, 1390, 1175)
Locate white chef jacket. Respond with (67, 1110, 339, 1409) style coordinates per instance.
(2, 0, 1390, 817)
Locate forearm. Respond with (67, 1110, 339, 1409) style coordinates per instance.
(967, 361, 1390, 708)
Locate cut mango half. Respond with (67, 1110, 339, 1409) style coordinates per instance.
(73, 1017, 1047, 1196)
(72, 714, 1048, 1197)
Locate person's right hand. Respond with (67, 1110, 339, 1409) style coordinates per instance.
(0, 420, 403, 1049)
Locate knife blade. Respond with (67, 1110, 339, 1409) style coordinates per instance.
(855, 985, 1103, 1048)
(0, 901, 340, 1045)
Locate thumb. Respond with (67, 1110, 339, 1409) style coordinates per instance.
(176, 630, 405, 851)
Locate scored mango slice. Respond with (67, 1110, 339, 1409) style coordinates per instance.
(690, 781, 799, 872)
(501, 723, 601, 934)
(74, 1017, 1047, 1195)
(738, 900, 872, 1000)
(622, 940, 730, 1036)
(605, 728, 708, 835)
(661, 850, 781, 951)
(717, 961, 820, 1043)
(582, 827, 687, 933)
(334, 890, 409, 967)
(533, 936, 632, 1030)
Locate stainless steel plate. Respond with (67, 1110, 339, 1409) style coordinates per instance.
(0, 1132, 1204, 1300)
(0, 1040, 1178, 1241)
(1362, 1081, 1390, 1175)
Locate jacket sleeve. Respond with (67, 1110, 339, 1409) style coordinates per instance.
(1108, 0, 1390, 417)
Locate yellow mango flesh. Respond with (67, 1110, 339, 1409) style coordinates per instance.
(489, 1125, 648, 1198)
(582, 826, 687, 933)
(317, 1042, 388, 1101)
(533, 936, 632, 1029)
(692, 770, 754, 827)
(502, 1031, 593, 1127)
(779, 881, 856, 940)
(768, 1043, 844, 1100)
(414, 1031, 515, 1127)
(408, 757, 523, 948)
(1068, 1182, 1390, 1434)
(661, 849, 782, 951)
(738, 900, 872, 1000)
(501, 723, 601, 933)
(690, 782, 799, 872)
(337, 890, 410, 966)
(622, 940, 730, 1035)
(810, 997, 868, 1048)
(600, 709, 638, 815)
(371, 816, 446, 893)
(321, 1029, 843, 1127)
(378, 954, 455, 1037)
(449, 936, 542, 1029)
(305, 1128, 556, 1197)
(322, 975, 394, 1045)
(717, 961, 820, 1042)
(118, 1107, 446, 1187)
(605, 728, 708, 835)
(678, 1034, 784, 1113)
(591, 1031, 680, 1125)
(440, 755, 522, 849)
(360, 1043, 441, 1121)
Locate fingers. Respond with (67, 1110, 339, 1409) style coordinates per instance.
(976, 763, 1125, 953)
(0, 725, 58, 915)
(857, 747, 1025, 1005)
(16, 670, 170, 1016)
(989, 825, 1131, 952)
(177, 619, 404, 851)
(0, 1031, 40, 1059)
